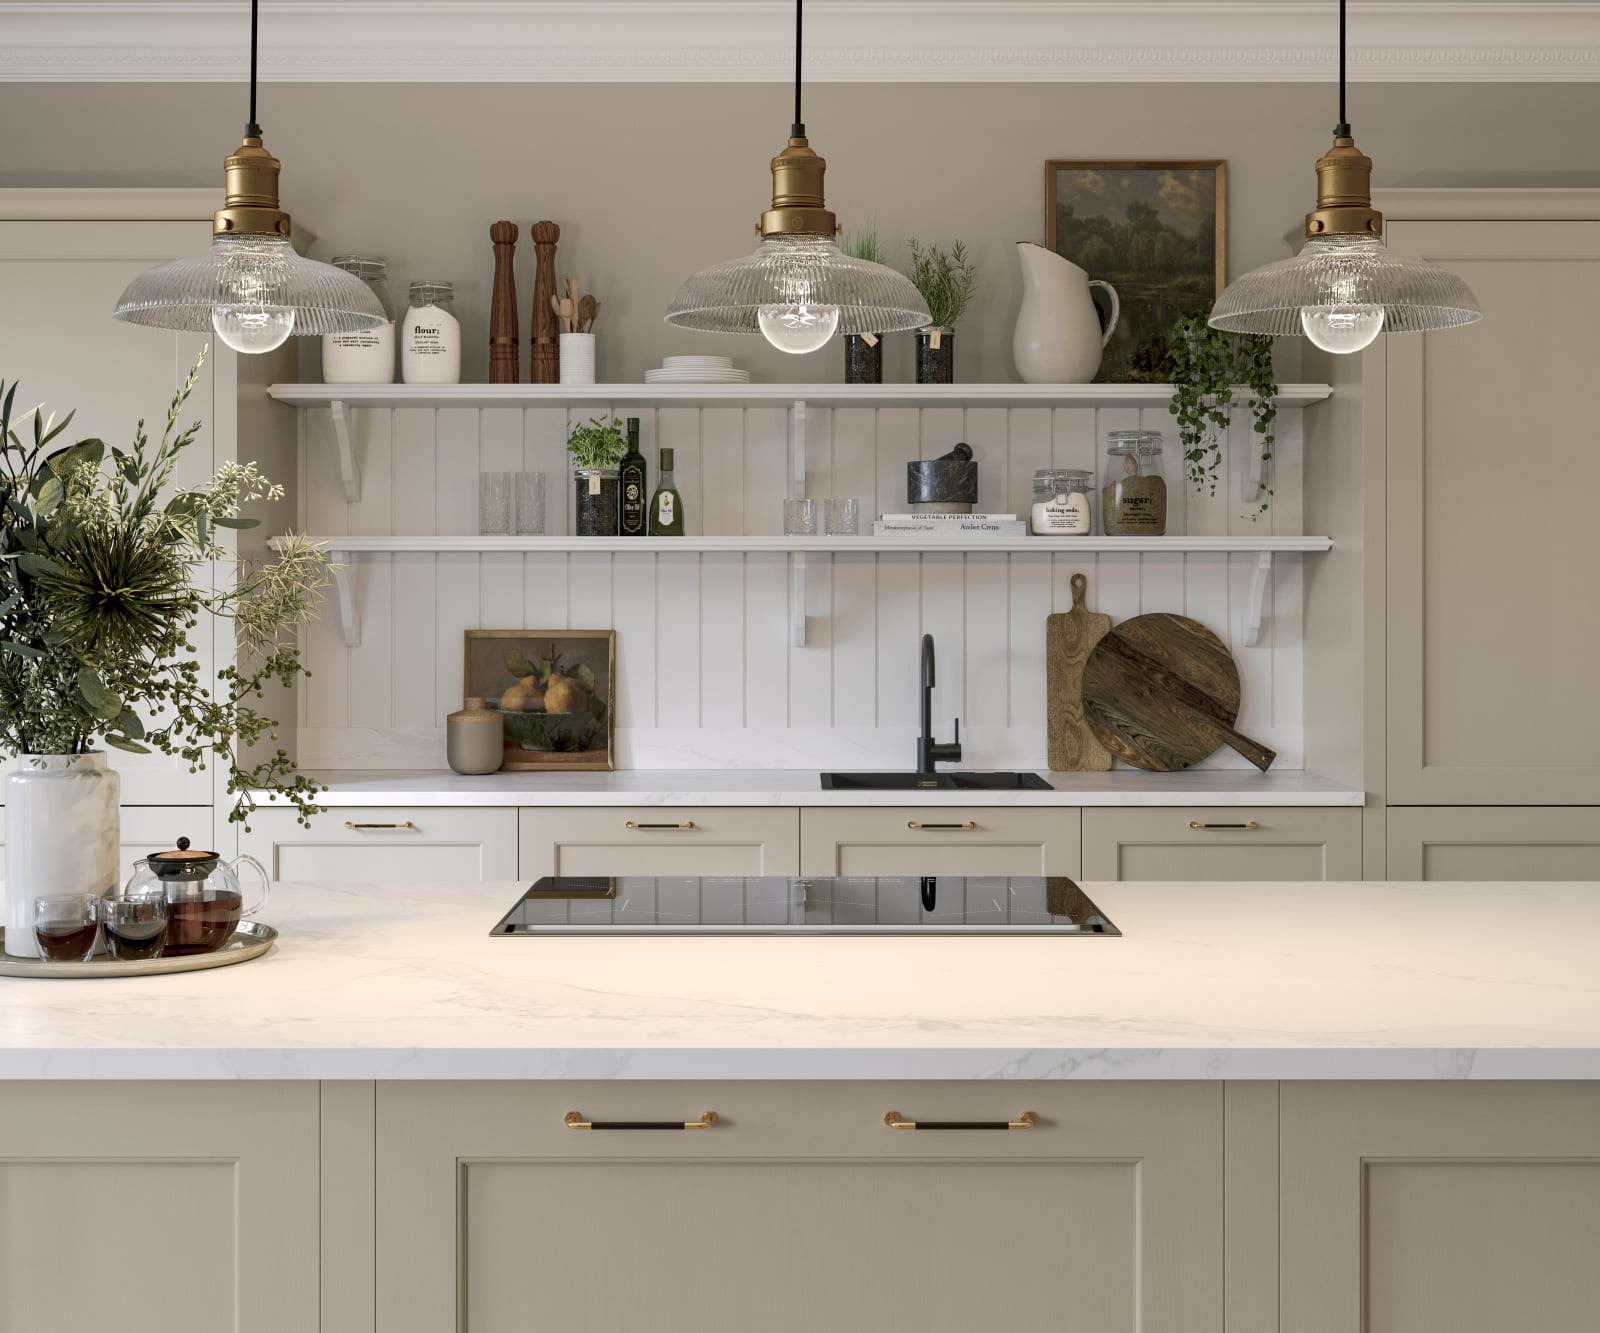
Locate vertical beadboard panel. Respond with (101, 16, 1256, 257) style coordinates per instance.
(305, 406, 350, 536)
(789, 554, 832, 730)
(831, 408, 876, 516)
(875, 408, 919, 519)
(348, 554, 393, 733)
(435, 554, 480, 718)
(436, 407, 480, 535)
(1008, 553, 1051, 731)
(1007, 408, 1052, 523)
(612, 550, 658, 730)
(921, 551, 964, 733)
(348, 409, 392, 538)
(744, 552, 789, 728)
(525, 407, 570, 537)
(745, 406, 790, 538)
(1270, 411, 1306, 768)
(700, 553, 745, 727)
(654, 553, 701, 728)
(698, 408, 744, 536)
(876, 553, 920, 729)
(567, 553, 613, 630)
(1141, 552, 1186, 615)
(391, 553, 437, 729)
(964, 551, 1010, 734)
(965, 407, 1009, 516)
(832, 552, 877, 729)
(479, 407, 524, 628)
(392, 409, 437, 534)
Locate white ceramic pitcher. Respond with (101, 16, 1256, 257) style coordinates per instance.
(1012, 242, 1120, 384)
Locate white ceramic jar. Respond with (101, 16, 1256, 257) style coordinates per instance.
(3, 753, 120, 958)
(401, 280, 462, 385)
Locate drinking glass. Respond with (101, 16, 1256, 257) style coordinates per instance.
(479, 471, 512, 535)
(100, 888, 168, 962)
(783, 498, 818, 536)
(33, 893, 98, 962)
(825, 498, 860, 536)
(514, 472, 546, 535)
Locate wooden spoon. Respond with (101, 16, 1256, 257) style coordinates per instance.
(578, 294, 598, 333)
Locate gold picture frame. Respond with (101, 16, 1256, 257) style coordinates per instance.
(464, 629, 616, 772)
(1045, 159, 1227, 382)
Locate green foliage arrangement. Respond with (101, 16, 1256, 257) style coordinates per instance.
(565, 416, 627, 471)
(907, 239, 976, 328)
(1168, 311, 1278, 513)
(0, 351, 330, 824)
(842, 220, 885, 266)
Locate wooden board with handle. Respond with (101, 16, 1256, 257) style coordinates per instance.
(1046, 572, 1112, 771)
(1082, 612, 1277, 772)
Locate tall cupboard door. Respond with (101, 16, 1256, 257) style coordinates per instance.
(377, 1080, 1223, 1333)
(0, 1081, 320, 1333)
(1281, 1082, 1600, 1333)
(1385, 219, 1600, 804)
(0, 215, 223, 806)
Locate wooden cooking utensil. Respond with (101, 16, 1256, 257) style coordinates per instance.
(578, 294, 598, 333)
(1046, 573, 1112, 771)
(530, 220, 560, 383)
(488, 221, 519, 383)
(1081, 612, 1277, 772)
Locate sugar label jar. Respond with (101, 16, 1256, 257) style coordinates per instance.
(1031, 469, 1094, 535)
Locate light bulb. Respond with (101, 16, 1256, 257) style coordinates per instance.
(1299, 303, 1384, 354)
(212, 303, 295, 354)
(209, 236, 295, 354)
(758, 302, 840, 354)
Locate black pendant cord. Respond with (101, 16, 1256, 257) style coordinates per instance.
(245, 0, 262, 137)
(790, 0, 804, 138)
(1333, 0, 1350, 137)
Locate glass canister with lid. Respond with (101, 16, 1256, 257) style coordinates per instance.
(1030, 468, 1094, 535)
(1101, 431, 1167, 536)
(401, 280, 462, 385)
(322, 256, 396, 384)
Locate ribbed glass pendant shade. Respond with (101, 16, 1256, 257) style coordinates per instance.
(1209, 235, 1482, 340)
(114, 234, 385, 342)
(665, 235, 931, 341)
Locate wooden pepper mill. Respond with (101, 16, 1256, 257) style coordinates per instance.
(489, 221, 520, 384)
(531, 220, 561, 385)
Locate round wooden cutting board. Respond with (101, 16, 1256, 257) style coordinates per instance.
(1081, 613, 1276, 772)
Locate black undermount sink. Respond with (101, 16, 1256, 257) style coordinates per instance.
(821, 771, 1054, 791)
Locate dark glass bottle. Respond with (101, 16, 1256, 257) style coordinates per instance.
(649, 446, 685, 536)
(619, 417, 647, 536)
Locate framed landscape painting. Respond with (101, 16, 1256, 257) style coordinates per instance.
(1045, 159, 1226, 382)
(465, 629, 616, 771)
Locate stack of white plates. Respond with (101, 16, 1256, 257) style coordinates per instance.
(644, 355, 752, 384)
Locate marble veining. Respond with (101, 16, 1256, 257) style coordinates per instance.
(0, 878, 1595, 1080)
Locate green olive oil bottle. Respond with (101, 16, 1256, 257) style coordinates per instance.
(619, 417, 648, 536)
(649, 446, 684, 536)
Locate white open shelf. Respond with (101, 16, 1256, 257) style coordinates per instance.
(274, 534, 1333, 651)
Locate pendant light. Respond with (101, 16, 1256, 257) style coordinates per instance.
(1209, 0, 1480, 353)
(664, 0, 930, 353)
(113, 0, 384, 355)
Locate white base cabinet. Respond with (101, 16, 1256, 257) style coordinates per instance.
(240, 806, 517, 882)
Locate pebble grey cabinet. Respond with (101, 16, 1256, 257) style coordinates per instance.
(1387, 806, 1600, 880)
(518, 806, 801, 877)
(798, 807, 1082, 876)
(1081, 808, 1363, 881)
(241, 806, 518, 882)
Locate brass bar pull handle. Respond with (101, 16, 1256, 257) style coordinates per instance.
(906, 821, 977, 831)
(565, 1110, 718, 1131)
(624, 820, 696, 831)
(1188, 820, 1260, 831)
(344, 820, 416, 830)
(884, 1111, 1036, 1132)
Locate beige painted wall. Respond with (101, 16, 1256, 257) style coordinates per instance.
(2, 81, 1597, 383)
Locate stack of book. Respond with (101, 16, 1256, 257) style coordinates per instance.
(872, 512, 1027, 536)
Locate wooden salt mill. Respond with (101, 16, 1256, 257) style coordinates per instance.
(531, 220, 561, 385)
(489, 221, 520, 383)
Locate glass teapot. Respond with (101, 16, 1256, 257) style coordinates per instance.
(124, 837, 270, 956)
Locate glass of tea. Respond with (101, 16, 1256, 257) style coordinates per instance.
(32, 893, 99, 962)
(100, 888, 168, 962)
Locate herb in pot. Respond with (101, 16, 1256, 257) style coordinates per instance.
(907, 239, 976, 328)
(1168, 311, 1278, 514)
(565, 416, 627, 471)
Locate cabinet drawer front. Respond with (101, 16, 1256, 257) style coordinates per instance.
(377, 1080, 1220, 1333)
(799, 808, 1080, 877)
(1082, 808, 1362, 881)
(519, 807, 799, 877)
(240, 807, 518, 882)
(1387, 807, 1600, 880)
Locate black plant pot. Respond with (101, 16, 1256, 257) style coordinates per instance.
(914, 327, 955, 384)
(843, 333, 882, 384)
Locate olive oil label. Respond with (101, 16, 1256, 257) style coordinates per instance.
(657, 493, 675, 525)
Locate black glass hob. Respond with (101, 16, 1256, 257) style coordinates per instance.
(491, 876, 1119, 936)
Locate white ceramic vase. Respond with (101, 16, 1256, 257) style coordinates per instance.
(4, 754, 120, 958)
(1012, 241, 1121, 384)
(559, 333, 596, 386)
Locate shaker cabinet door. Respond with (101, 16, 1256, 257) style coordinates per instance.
(518, 807, 800, 877)
(799, 807, 1081, 876)
(376, 1080, 1222, 1333)
(240, 806, 518, 882)
(1082, 807, 1362, 881)
(1387, 806, 1600, 880)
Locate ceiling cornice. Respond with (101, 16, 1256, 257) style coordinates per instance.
(2, 2, 1597, 83)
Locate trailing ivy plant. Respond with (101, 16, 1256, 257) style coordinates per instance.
(0, 350, 331, 826)
(565, 416, 627, 471)
(907, 239, 976, 328)
(1168, 311, 1278, 514)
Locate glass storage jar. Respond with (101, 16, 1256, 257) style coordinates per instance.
(322, 256, 396, 384)
(1101, 431, 1167, 536)
(401, 280, 461, 385)
(573, 468, 620, 537)
(1030, 468, 1094, 536)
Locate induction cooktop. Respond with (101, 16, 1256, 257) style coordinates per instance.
(490, 876, 1119, 936)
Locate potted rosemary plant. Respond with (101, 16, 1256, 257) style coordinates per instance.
(1168, 311, 1278, 514)
(0, 353, 328, 957)
(908, 239, 977, 384)
(567, 415, 628, 536)
(841, 221, 887, 384)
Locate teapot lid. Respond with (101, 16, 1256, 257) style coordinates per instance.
(145, 836, 221, 875)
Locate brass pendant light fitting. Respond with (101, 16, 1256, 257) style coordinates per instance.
(213, 2, 291, 240)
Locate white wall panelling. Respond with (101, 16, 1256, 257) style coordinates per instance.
(296, 401, 1314, 772)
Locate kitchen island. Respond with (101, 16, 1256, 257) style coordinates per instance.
(1, 878, 1596, 1333)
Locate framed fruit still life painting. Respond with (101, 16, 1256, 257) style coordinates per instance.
(465, 630, 615, 771)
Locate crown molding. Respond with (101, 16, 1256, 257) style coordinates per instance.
(2, 2, 1598, 83)
(1373, 187, 1600, 220)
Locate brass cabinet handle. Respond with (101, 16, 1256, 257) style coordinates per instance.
(565, 1110, 718, 1131)
(344, 820, 415, 830)
(906, 820, 977, 831)
(884, 1110, 1036, 1132)
(1188, 820, 1259, 831)
(624, 820, 695, 831)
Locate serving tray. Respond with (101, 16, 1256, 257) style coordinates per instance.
(0, 921, 276, 978)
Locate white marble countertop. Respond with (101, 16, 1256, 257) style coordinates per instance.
(0, 878, 1594, 1081)
(258, 769, 1364, 808)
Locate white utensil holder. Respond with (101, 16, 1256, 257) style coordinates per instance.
(559, 333, 596, 386)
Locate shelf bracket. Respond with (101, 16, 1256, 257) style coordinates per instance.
(1241, 549, 1272, 648)
(790, 398, 806, 498)
(791, 551, 808, 647)
(330, 399, 361, 503)
(329, 550, 361, 647)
